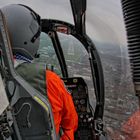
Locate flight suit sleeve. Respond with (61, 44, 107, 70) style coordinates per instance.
(60, 87, 78, 140)
(46, 70, 78, 140)
(55, 77, 78, 140)
(60, 84, 78, 131)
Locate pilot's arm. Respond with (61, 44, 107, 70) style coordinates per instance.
(46, 70, 78, 140)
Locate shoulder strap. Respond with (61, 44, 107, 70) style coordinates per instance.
(16, 62, 47, 96)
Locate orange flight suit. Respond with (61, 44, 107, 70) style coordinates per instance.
(46, 70, 78, 140)
(122, 109, 140, 140)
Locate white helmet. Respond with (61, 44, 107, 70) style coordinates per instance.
(1, 4, 41, 59)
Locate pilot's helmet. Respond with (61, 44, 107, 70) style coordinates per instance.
(1, 4, 41, 60)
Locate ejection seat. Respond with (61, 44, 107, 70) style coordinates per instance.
(0, 10, 57, 140)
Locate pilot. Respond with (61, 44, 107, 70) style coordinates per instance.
(1, 4, 78, 140)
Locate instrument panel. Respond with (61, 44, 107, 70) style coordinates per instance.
(62, 77, 95, 140)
